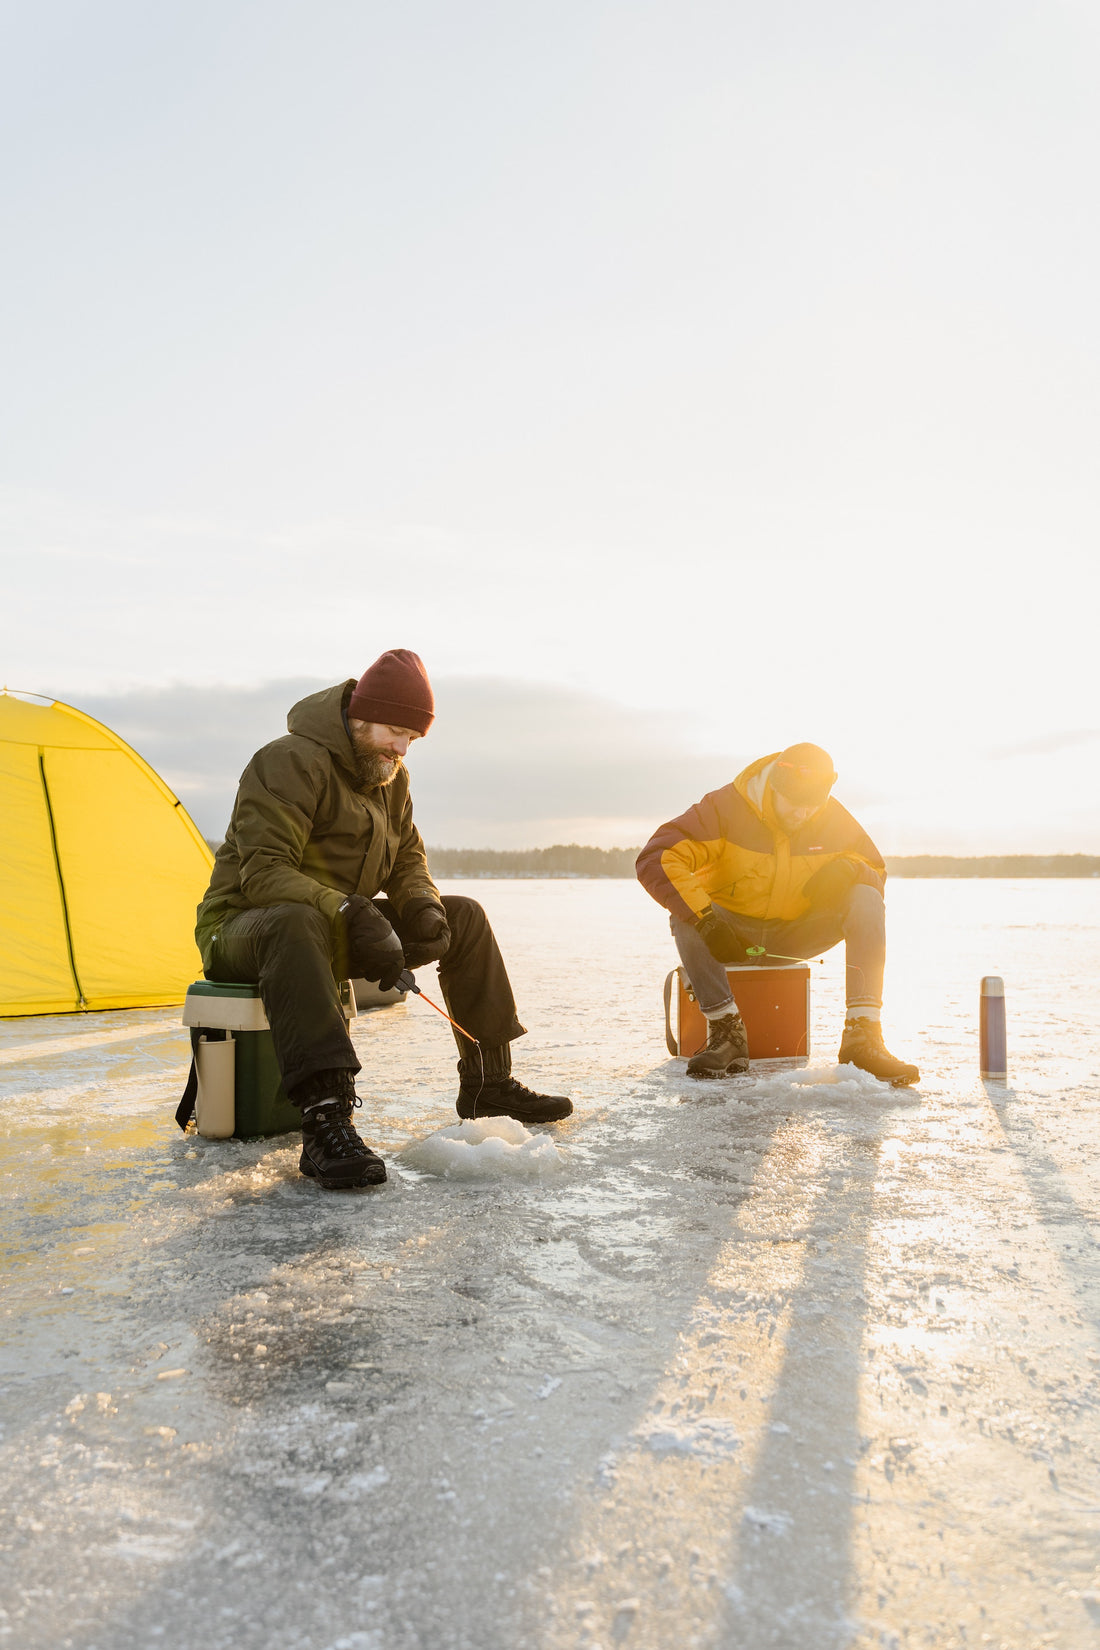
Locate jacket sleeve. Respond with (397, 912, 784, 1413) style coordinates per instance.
(381, 791, 441, 912)
(231, 746, 347, 923)
(636, 790, 731, 923)
(827, 807, 887, 897)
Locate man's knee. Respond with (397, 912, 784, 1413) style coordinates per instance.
(440, 894, 489, 933)
(843, 883, 885, 932)
(257, 903, 332, 954)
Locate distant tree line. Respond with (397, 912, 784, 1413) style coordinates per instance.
(205, 840, 1100, 879)
(427, 844, 641, 878)
(884, 854, 1100, 878)
(426, 846, 1100, 879)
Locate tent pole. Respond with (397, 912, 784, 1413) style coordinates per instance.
(38, 750, 87, 1010)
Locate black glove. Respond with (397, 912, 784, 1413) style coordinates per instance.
(335, 896, 405, 991)
(802, 857, 861, 912)
(694, 906, 746, 964)
(400, 895, 452, 966)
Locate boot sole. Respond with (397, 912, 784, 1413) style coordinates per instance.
(686, 1062, 750, 1080)
(299, 1151, 387, 1189)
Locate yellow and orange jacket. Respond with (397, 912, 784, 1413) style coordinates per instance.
(636, 754, 885, 925)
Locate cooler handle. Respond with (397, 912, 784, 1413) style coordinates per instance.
(663, 970, 679, 1057)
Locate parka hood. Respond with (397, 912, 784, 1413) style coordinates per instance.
(735, 752, 829, 838)
(286, 681, 357, 773)
(734, 753, 782, 820)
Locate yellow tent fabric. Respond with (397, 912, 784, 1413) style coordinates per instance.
(0, 693, 214, 1016)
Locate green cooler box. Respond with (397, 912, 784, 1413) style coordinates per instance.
(182, 979, 355, 1139)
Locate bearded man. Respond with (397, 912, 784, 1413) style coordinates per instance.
(196, 649, 571, 1189)
(636, 743, 919, 1086)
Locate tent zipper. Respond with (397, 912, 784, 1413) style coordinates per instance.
(38, 749, 87, 1009)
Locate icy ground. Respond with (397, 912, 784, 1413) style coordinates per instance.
(2, 878, 1099, 1650)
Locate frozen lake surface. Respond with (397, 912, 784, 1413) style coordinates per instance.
(2, 878, 1099, 1650)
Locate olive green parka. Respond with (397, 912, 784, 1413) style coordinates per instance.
(195, 682, 439, 971)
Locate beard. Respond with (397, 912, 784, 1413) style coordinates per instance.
(349, 732, 403, 790)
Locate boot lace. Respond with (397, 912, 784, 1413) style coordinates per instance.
(708, 1012, 746, 1050)
(496, 1076, 538, 1102)
(305, 1097, 367, 1158)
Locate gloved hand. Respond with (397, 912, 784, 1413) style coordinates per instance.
(335, 896, 405, 991)
(399, 895, 452, 967)
(802, 857, 861, 912)
(694, 906, 745, 964)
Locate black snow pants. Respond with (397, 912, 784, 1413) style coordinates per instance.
(207, 895, 526, 1100)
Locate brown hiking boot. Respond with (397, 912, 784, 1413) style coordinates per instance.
(686, 1011, 750, 1079)
(838, 1017, 919, 1087)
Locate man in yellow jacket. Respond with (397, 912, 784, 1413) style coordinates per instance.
(636, 743, 918, 1085)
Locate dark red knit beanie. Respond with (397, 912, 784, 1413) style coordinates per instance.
(348, 649, 435, 736)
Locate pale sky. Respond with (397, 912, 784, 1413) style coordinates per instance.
(2, 0, 1098, 852)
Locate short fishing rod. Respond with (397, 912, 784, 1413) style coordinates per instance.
(393, 970, 486, 1115)
(744, 945, 825, 966)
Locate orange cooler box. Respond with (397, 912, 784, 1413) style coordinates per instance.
(664, 964, 810, 1060)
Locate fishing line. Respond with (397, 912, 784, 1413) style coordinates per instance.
(395, 970, 485, 1118)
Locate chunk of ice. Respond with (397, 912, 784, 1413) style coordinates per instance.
(399, 1118, 564, 1180)
(637, 1417, 742, 1460)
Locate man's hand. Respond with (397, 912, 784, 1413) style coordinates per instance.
(802, 857, 861, 912)
(694, 906, 745, 964)
(335, 896, 405, 991)
(400, 895, 452, 967)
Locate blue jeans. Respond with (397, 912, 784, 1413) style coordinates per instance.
(671, 884, 886, 1015)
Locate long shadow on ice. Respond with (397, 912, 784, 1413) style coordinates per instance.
(511, 1065, 892, 1650)
(716, 1117, 883, 1648)
(983, 1080, 1100, 1335)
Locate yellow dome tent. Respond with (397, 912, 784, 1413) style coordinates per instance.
(0, 692, 213, 1017)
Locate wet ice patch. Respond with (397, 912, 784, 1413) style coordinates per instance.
(1, 1072, 173, 1117)
(399, 1117, 564, 1179)
(637, 1417, 742, 1460)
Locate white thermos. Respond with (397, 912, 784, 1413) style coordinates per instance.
(195, 1034, 236, 1138)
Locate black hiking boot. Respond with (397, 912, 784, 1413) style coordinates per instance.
(299, 1096, 387, 1188)
(838, 1017, 920, 1087)
(456, 1046, 572, 1124)
(686, 1011, 750, 1079)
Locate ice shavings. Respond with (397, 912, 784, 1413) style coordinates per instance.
(742, 1063, 903, 1104)
(399, 1117, 564, 1180)
(636, 1417, 742, 1460)
(330, 1466, 390, 1500)
(319, 1633, 385, 1650)
(742, 1506, 793, 1534)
